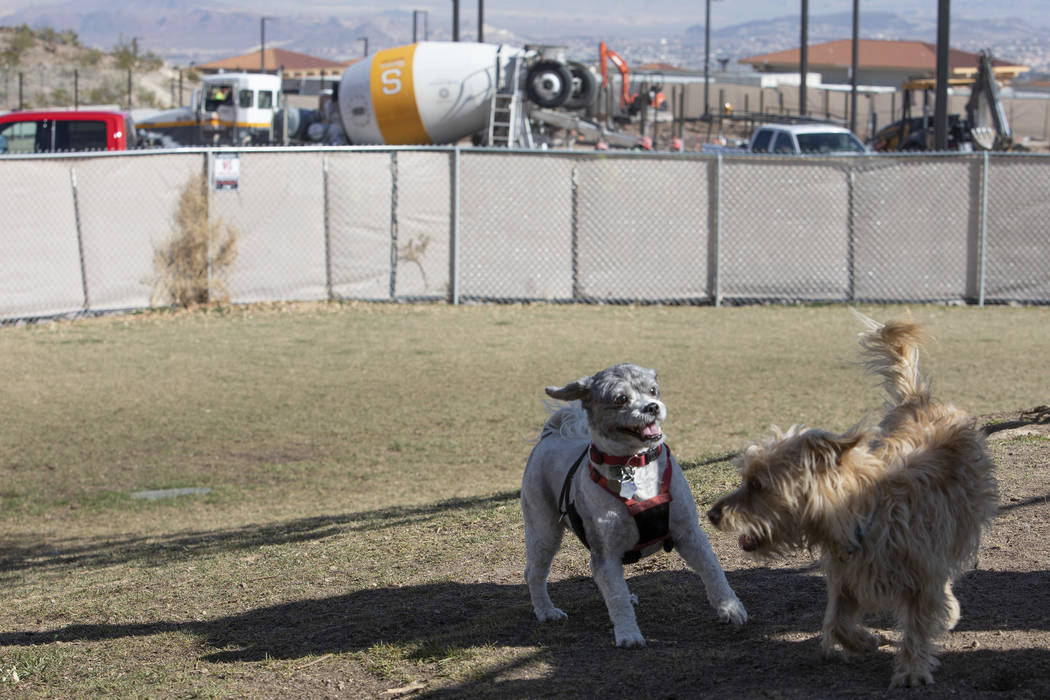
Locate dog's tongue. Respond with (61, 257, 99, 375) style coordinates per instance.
(641, 422, 661, 438)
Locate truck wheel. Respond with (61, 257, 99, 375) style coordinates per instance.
(562, 61, 598, 110)
(526, 60, 574, 109)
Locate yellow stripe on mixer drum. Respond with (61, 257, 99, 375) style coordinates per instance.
(370, 45, 430, 145)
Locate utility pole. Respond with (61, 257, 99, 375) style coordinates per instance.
(799, 0, 808, 117)
(452, 0, 460, 42)
(704, 0, 711, 119)
(934, 0, 950, 150)
(478, 0, 484, 42)
(413, 10, 430, 42)
(260, 17, 272, 72)
(850, 0, 859, 133)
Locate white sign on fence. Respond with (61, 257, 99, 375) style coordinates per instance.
(213, 153, 240, 190)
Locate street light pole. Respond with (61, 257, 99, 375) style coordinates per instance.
(452, 0, 460, 41)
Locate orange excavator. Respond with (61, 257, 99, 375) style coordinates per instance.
(599, 41, 665, 115)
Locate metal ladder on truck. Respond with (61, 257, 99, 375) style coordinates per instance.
(486, 46, 532, 147)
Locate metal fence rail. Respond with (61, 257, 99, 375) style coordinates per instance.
(1, 147, 1048, 322)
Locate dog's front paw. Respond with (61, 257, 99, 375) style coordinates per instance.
(890, 666, 935, 688)
(890, 655, 936, 687)
(716, 596, 748, 626)
(534, 606, 568, 622)
(614, 626, 646, 648)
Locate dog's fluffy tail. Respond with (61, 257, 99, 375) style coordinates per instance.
(852, 309, 932, 406)
(538, 399, 591, 442)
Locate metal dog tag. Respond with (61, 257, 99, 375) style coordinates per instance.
(619, 480, 638, 499)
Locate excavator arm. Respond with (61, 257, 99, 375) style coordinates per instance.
(599, 41, 631, 108)
(965, 50, 1013, 151)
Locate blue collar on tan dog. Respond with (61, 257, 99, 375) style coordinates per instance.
(830, 503, 879, 562)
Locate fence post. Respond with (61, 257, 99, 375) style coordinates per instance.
(204, 151, 212, 300)
(712, 153, 723, 306)
(846, 166, 856, 302)
(571, 164, 580, 300)
(323, 153, 333, 300)
(449, 147, 461, 305)
(978, 150, 989, 307)
(389, 152, 399, 300)
(70, 167, 89, 311)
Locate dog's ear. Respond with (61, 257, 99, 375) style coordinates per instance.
(831, 430, 866, 464)
(545, 376, 592, 402)
(803, 430, 865, 468)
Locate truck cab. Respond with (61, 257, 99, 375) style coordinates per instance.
(195, 73, 281, 145)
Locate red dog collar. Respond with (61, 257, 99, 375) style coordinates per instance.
(589, 443, 662, 468)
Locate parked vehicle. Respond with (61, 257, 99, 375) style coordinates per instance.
(870, 50, 1018, 152)
(136, 72, 282, 146)
(0, 109, 136, 153)
(869, 114, 971, 152)
(748, 123, 866, 154)
(135, 42, 647, 149)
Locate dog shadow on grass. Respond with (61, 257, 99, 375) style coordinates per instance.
(3, 566, 1049, 696)
(0, 491, 524, 578)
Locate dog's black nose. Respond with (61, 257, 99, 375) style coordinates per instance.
(707, 504, 722, 525)
(644, 402, 660, 415)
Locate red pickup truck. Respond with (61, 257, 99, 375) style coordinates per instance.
(0, 109, 136, 153)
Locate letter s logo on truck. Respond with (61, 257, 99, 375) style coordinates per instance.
(380, 68, 402, 95)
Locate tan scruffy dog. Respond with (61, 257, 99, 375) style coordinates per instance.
(706, 312, 997, 687)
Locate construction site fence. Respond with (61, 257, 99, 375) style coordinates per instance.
(2, 146, 1049, 322)
(5, 65, 1050, 146)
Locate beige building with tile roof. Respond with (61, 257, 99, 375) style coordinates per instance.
(740, 40, 1028, 87)
(195, 48, 357, 80)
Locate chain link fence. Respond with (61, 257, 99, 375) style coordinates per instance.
(0, 65, 178, 111)
(2, 147, 1048, 322)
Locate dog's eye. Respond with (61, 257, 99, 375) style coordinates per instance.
(747, 477, 762, 493)
(648, 386, 659, 397)
(613, 394, 628, 406)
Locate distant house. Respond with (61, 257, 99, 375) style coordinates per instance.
(194, 48, 355, 80)
(739, 40, 1028, 88)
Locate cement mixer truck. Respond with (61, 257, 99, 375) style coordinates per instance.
(138, 41, 648, 149)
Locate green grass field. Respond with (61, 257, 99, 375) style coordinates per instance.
(1, 303, 1047, 696)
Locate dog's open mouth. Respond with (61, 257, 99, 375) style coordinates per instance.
(738, 533, 762, 552)
(621, 422, 663, 442)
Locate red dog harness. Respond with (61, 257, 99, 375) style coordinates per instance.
(559, 444, 675, 564)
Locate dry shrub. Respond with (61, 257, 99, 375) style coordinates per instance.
(399, 233, 431, 290)
(151, 172, 239, 307)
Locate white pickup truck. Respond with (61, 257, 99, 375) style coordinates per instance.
(704, 123, 867, 155)
(749, 123, 866, 154)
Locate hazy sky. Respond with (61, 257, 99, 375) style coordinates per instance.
(2, 0, 1044, 27)
(230, 0, 1044, 26)
(1, 0, 1044, 35)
